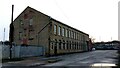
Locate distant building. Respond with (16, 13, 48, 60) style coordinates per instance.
(9, 6, 90, 56)
(93, 40, 120, 50)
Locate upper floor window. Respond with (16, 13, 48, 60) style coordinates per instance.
(79, 33, 81, 41)
(62, 28, 65, 36)
(78, 33, 79, 40)
(20, 20, 23, 25)
(69, 30, 71, 38)
(74, 32, 76, 39)
(29, 18, 33, 25)
(19, 32, 22, 40)
(58, 26, 61, 35)
(54, 24, 57, 34)
(66, 29, 68, 37)
(71, 31, 73, 38)
(76, 33, 78, 40)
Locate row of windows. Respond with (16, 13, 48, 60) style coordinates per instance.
(18, 18, 34, 41)
(50, 41, 84, 50)
(19, 18, 33, 27)
(54, 24, 87, 40)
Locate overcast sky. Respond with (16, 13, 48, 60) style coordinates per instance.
(0, 0, 119, 42)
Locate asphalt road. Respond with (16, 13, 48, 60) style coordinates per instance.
(43, 50, 117, 67)
(2, 50, 118, 68)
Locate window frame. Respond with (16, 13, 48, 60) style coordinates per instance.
(54, 24, 57, 35)
(62, 27, 65, 36)
(58, 26, 61, 36)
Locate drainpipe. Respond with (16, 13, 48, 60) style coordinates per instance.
(48, 18, 52, 56)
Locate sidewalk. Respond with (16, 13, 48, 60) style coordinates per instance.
(2, 56, 62, 67)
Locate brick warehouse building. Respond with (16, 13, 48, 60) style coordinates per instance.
(9, 6, 90, 56)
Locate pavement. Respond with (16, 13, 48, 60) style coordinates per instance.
(2, 56, 62, 67)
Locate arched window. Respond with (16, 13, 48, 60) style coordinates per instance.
(72, 42, 75, 49)
(55, 39, 57, 46)
(68, 41, 71, 49)
(77, 42, 78, 49)
(63, 40, 65, 49)
(66, 41, 68, 49)
(65, 41, 67, 50)
(59, 40, 61, 50)
(69, 41, 71, 49)
(51, 42, 54, 50)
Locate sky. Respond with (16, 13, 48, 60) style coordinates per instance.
(0, 0, 119, 42)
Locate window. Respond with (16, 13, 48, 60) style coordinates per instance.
(80, 33, 81, 41)
(51, 42, 54, 50)
(59, 40, 61, 49)
(77, 33, 79, 40)
(76, 33, 78, 40)
(65, 41, 67, 50)
(66, 41, 68, 49)
(71, 31, 73, 38)
(78, 45, 79, 49)
(28, 27, 34, 40)
(78, 33, 79, 40)
(69, 30, 71, 38)
(77, 42, 79, 49)
(81, 34, 83, 41)
(54, 24, 57, 34)
(58, 26, 61, 35)
(65, 29, 68, 37)
(69, 41, 71, 49)
(74, 32, 76, 39)
(19, 20, 23, 29)
(29, 18, 33, 25)
(83, 35, 85, 41)
(19, 32, 22, 40)
(62, 28, 65, 36)
(63, 41, 65, 49)
(19, 20, 23, 25)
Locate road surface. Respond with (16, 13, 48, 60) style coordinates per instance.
(2, 50, 118, 68)
(44, 50, 117, 67)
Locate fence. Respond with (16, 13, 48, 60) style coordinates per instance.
(0, 44, 44, 59)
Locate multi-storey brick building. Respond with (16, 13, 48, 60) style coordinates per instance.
(10, 6, 90, 56)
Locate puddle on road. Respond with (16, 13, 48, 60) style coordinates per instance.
(91, 63, 116, 67)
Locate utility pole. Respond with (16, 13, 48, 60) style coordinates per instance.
(9, 5, 14, 60)
(3, 28, 5, 42)
(111, 37, 112, 41)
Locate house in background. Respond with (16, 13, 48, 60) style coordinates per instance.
(10, 6, 90, 56)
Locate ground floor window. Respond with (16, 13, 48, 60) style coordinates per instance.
(63, 42, 65, 49)
(66, 41, 68, 49)
(59, 40, 61, 50)
(50, 42, 54, 50)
